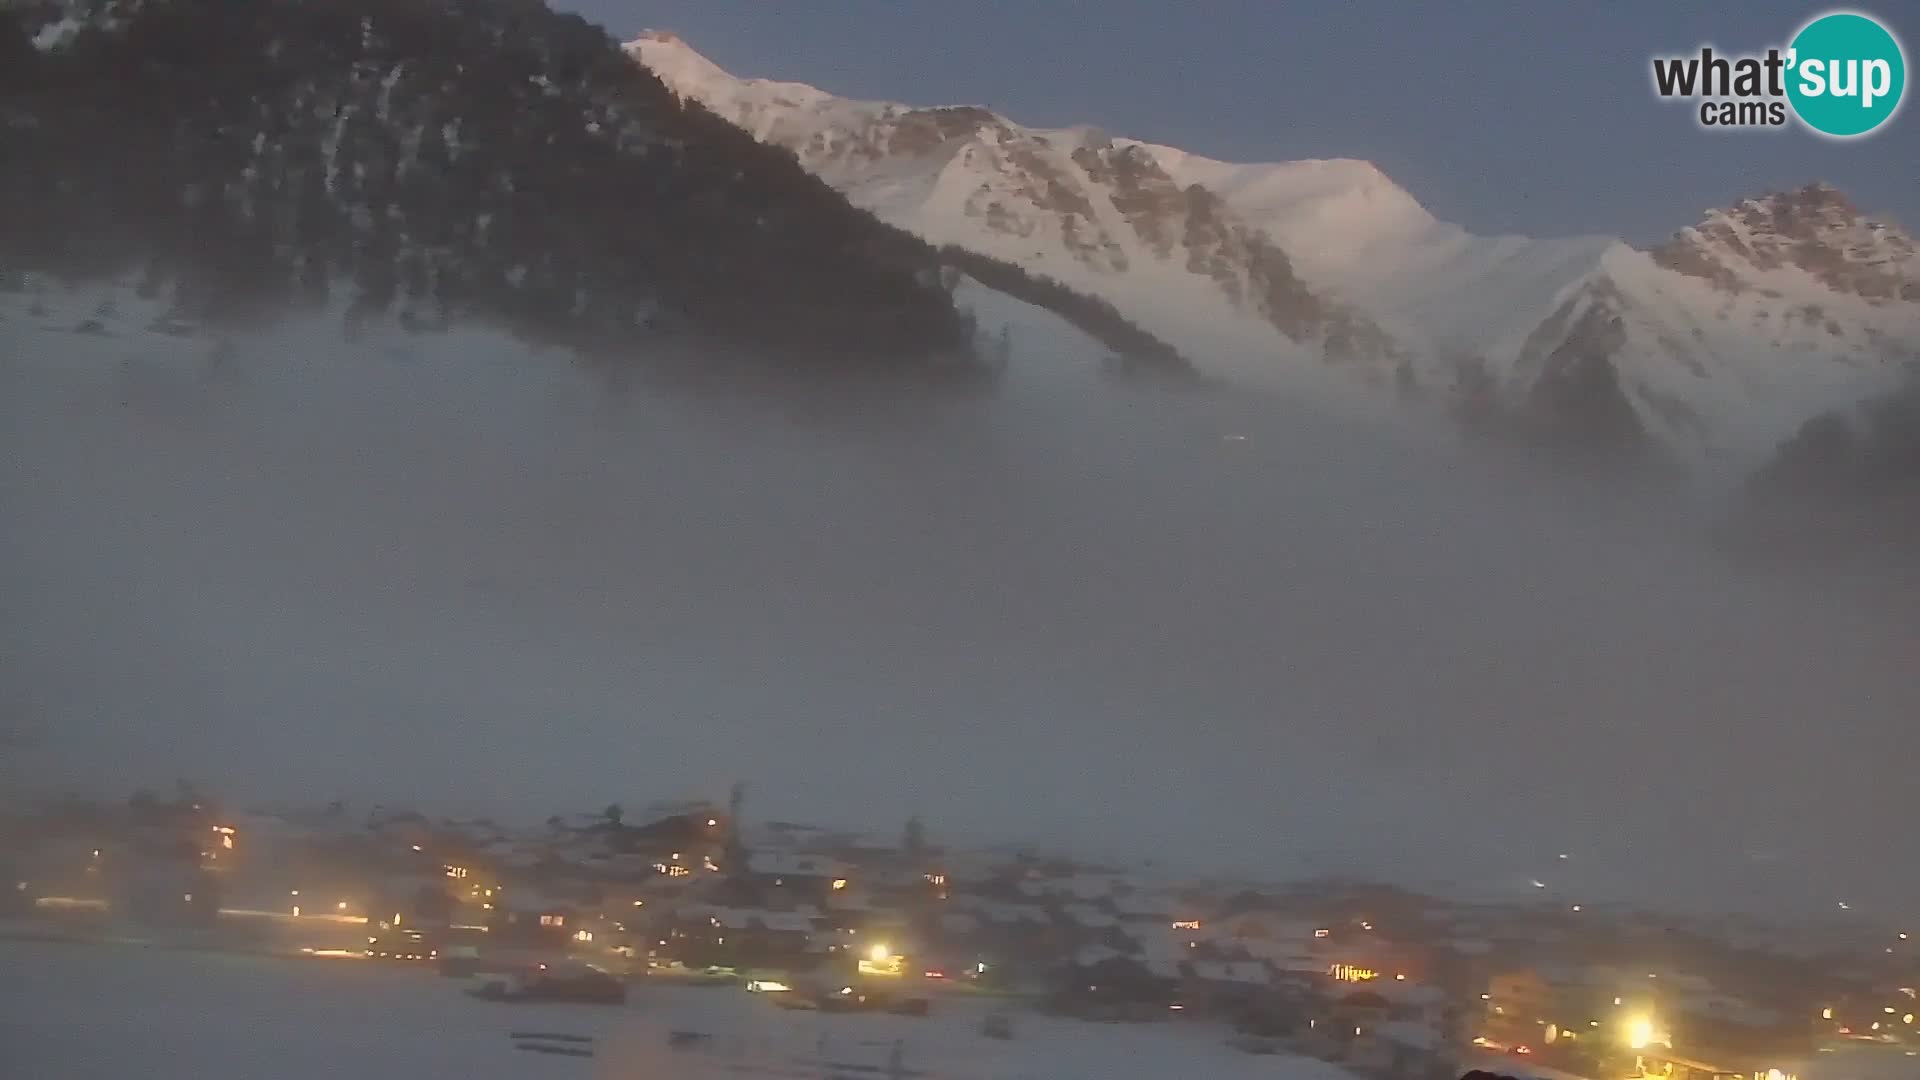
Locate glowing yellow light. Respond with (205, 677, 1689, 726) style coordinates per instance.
(870, 943, 892, 962)
(1171, 920, 1201, 930)
(1625, 1015, 1656, 1050)
(831, 878, 848, 890)
(291, 905, 301, 916)
(1822, 1007, 1834, 1020)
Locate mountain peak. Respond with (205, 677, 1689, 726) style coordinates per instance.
(1733, 181, 1863, 232)
(1653, 182, 1917, 301)
(615, 38, 1918, 465)
(625, 30, 740, 97)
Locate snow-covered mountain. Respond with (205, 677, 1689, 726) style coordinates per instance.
(630, 32, 1403, 405)
(630, 32, 1920, 468)
(2, 2, 990, 376)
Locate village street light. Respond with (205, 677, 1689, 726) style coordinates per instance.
(869, 943, 892, 963)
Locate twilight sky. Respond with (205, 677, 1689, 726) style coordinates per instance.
(558, 0, 1918, 244)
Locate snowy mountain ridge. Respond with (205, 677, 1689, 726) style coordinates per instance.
(629, 32, 1920, 468)
(631, 32, 1405, 405)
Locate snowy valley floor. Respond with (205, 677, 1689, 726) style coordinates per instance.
(0, 939, 1361, 1080)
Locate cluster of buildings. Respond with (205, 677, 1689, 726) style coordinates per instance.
(4, 787, 1915, 1080)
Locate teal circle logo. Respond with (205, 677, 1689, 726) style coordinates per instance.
(1786, 11, 1906, 137)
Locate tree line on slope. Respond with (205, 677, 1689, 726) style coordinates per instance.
(0, 0, 981, 371)
(1722, 378, 1920, 564)
(936, 245, 1194, 377)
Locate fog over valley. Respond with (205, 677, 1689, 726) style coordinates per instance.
(4, 305, 1914, 921)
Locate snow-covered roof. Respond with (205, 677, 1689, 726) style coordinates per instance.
(1372, 981, 1448, 1007)
(1238, 939, 1326, 972)
(1375, 1021, 1442, 1051)
(641, 799, 717, 821)
(825, 889, 875, 912)
(1062, 903, 1119, 929)
(1073, 944, 1127, 967)
(590, 852, 665, 873)
(1099, 931, 1192, 980)
(745, 852, 851, 879)
(1672, 993, 1781, 1029)
(709, 907, 816, 934)
(862, 907, 912, 929)
(1215, 913, 1326, 941)
(744, 822, 832, 848)
(964, 900, 1052, 925)
(1017, 873, 1128, 901)
(1140, 951, 1185, 979)
(938, 853, 1009, 884)
(1111, 892, 1174, 918)
(863, 866, 929, 888)
(503, 888, 579, 912)
(1189, 960, 1273, 986)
